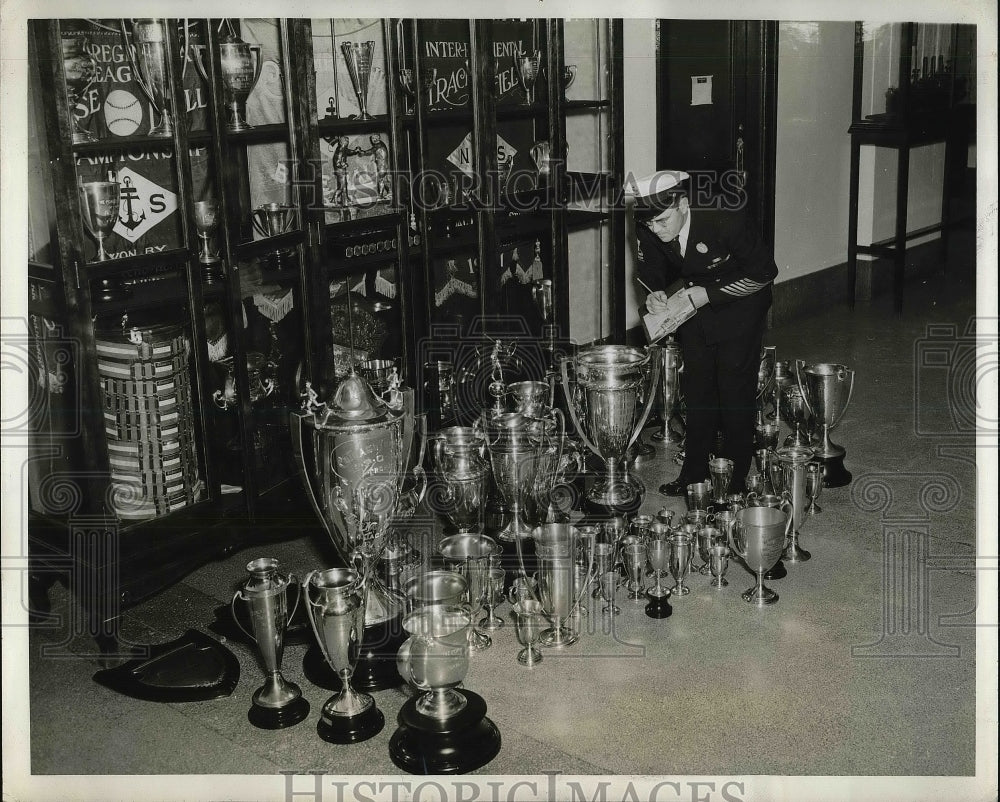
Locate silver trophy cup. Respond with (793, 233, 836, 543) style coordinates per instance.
(303, 566, 385, 742)
(561, 345, 660, 509)
(516, 49, 541, 105)
(729, 505, 793, 606)
(485, 412, 543, 541)
(232, 557, 309, 729)
(192, 35, 263, 133)
(122, 19, 174, 137)
(797, 362, 855, 487)
(651, 340, 684, 444)
(80, 181, 120, 262)
(439, 533, 499, 651)
(775, 445, 814, 563)
(432, 426, 489, 535)
(397, 604, 472, 719)
(341, 41, 376, 120)
(512, 599, 545, 666)
(530, 523, 593, 647)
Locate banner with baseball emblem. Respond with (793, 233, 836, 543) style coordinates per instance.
(64, 19, 213, 259)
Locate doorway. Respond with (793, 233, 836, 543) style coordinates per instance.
(656, 20, 778, 245)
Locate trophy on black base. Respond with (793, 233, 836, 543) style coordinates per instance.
(304, 567, 385, 743)
(644, 534, 673, 619)
(390, 604, 501, 774)
(232, 558, 309, 729)
(797, 362, 855, 487)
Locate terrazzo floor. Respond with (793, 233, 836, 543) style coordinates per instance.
(12, 228, 995, 802)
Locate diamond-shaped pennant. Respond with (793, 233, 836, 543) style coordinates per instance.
(447, 132, 517, 176)
(113, 166, 177, 243)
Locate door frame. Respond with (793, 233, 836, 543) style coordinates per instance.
(655, 20, 778, 248)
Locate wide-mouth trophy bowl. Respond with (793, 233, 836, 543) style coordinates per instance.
(357, 359, 397, 393)
(401, 569, 468, 613)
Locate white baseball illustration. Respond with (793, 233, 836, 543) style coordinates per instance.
(104, 89, 143, 137)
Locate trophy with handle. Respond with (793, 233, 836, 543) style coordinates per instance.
(561, 345, 660, 510)
(303, 566, 384, 743)
(80, 180, 120, 262)
(191, 33, 263, 133)
(62, 37, 98, 144)
(729, 505, 793, 606)
(796, 362, 855, 487)
(232, 557, 309, 729)
(193, 200, 224, 282)
(121, 19, 174, 137)
(291, 371, 427, 693)
(341, 41, 376, 120)
(516, 49, 541, 105)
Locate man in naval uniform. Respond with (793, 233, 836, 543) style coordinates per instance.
(630, 170, 777, 495)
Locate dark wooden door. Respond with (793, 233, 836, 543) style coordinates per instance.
(656, 20, 777, 245)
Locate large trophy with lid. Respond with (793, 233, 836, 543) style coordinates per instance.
(291, 370, 426, 700)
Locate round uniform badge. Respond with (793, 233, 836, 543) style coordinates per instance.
(696, 242, 708, 254)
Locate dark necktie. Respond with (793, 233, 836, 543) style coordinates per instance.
(667, 237, 682, 262)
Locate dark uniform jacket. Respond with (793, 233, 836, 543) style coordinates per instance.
(635, 208, 778, 345)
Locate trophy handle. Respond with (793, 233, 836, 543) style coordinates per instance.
(190, 44, 210, 84)
(794, 361, 814, 417)
(289, 411, 339, 548)
(301, 571, 332, 666)
(249, 44, 264, 96)
(230, 590, 256, 643)
(120, 20, 157, 111)
(626, 349, 662, 451)
(560, 356, 600, 458)
(831, 369, 855, 431)
(728, 519, 748, 563)
(286, 574, 303, 623)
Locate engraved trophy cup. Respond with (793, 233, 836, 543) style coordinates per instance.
(651, 340, 684, 444)
(303, 566, 384, 743)
(192, 34, 263, 133)
(291, 371, 427, 693)
(80, 180, 120, 262)
(432, 426, 490, 535)
(341, 41, 376, 120)
(561, 345, 660, 511)
(797, 362, 855, 487)
(232, 557, 309, 729)
(775, 445, 814, 563)
(251, 202, 298, 270)
(121, 19, 174, 137)
(729, 505, 793, 606)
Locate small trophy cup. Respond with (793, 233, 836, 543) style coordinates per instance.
(61, 37, 97, 144)
(531, 278, 556, 371)
(516, 49, 541, 105)
(192, 34, 263, 133)
(708, 456, 734, 504)
(481, 567, 507, 631)
(232, 558, 309, 729)
(600, 570, 620, 616)
(513, 600, 545, 666)
(80, 180, 120, 262)
(622, 542, 647, 600)
(805, 461, 824, 515)
(668, 534, 693, 597)
(193, 200, 223, 282)
(341, 41, 376, 120)
(251, 203, 297, 270)
(303, 567, 386, 743)
(121, 19, 174, 137)
(708, 544, 730, 588)
(390, 604, 502, 774)
(645, 534, 673, 619)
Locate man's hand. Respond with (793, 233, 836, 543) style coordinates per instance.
(646, 290, 669, 314)
(686, 286, 710, 309)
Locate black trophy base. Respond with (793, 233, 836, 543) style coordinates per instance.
(763, 559, 788, 581)
(819, 453, 852, 488)
(303, 615, 407, 692)
(317, 703, 385, 745)
(248, 695, 310, 730)
(645, 593, 673, 619)
(389, 690, 501, 775)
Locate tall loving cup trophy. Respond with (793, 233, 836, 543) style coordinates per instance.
(729, 505, 793, 606)
(121, 19, 174, 137)
(522, 523, 594, 648)
(561, 345, 660, 511)
(291, 371, 426, 694)
(796, 362, 855, 487)
(303, 567, 385, 743)
(232, 558, 309, 729)
(341, 41, 376, 120)
(192, 34, 263, 133)
(651, 340, 684, 444)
